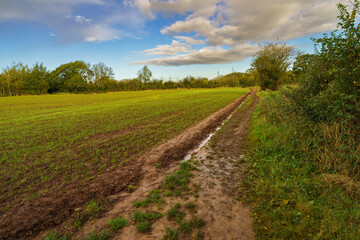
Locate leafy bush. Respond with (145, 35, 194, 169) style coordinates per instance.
(291, 1, 360, 131)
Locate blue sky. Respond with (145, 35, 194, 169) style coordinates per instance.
(0, 0, 347, 80)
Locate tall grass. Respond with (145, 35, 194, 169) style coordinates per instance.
(247, 91, 360, 239)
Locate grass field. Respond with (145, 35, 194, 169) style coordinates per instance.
(0, 88, 248, 211)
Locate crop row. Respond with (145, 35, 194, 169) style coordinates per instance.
(0, 88, 248, 211)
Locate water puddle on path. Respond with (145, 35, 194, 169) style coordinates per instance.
(183, 100, 246, 162)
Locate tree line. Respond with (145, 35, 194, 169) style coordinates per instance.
(0, 61, 261, 96)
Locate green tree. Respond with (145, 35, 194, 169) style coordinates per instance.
(25, 63, 49, 94)
(291, 0, 360, 127)
(49, 61, 91, 93)
(1, 62, 28, 96)
(91, 62, 115, 90)
(137, 66, 152, 84)
(251, 43, 297, 90)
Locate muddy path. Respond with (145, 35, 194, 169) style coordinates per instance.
(69, 94, 258, 240)
(0, 92, 250, 240)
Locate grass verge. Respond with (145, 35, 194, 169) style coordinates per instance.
(247, 90, 360, 239)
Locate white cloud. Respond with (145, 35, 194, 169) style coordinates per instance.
(74, 15, 92, 24)
(161, 17, 214, 35)
(134, 0, 219, 18)
(134, 44, 259, 66)
(142, 40, 191, 55)
(83, 24, 121, 42)
(134, 0, 348, 66)
(174, 36, 204, 45)
(0, 0, 145, 43)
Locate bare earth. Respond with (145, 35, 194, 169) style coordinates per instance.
(68, 93, 258, 240)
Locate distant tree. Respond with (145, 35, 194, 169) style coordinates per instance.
(1, 62, 28, 96)
(91, 62, 115, 90)
(251, 43, 297, 90)
(49, 61, 91, 93)
(137, 65, 152, 84)
(25, 63, 49, 94)
(181, 76, 194, 88)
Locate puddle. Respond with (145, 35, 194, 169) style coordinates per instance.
(183, 101, 245, 162)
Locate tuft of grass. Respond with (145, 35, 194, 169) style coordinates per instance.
(162, 161, 196, 195)
(73, 199, 103, 229)
(127, 185, 136, 192)
(86, 199, 102, 215)
(162, 227, 179, 240)
(108, 216, 128, 230)
(136, 221, 151, 233)
(43, 230, 67, 240)
(179, 220, 193, 233)
(163, 191, 173, 197)
(185, 202, 197, 213)
(85, 230, 110, 240)
(166, 203, 186, 223)
(134, 189, 165, 208)
(191, 216, 206, 228)
(132, 210, 162, 233)
(194, 230, 204, 240)
(132, 210, 163, 223)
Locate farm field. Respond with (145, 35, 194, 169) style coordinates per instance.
(0, 88, 248, 213)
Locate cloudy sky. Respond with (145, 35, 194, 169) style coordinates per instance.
(0, 0, 348, 80)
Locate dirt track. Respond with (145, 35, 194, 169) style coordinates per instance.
(0, 92, 250, 240)
(73, 93, 258, 240)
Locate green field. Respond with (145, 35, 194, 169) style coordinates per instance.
(0, 88, 248, 209)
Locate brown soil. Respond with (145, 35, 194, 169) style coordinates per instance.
(0, 92, 250, 240)
(71, 94, 258, 240)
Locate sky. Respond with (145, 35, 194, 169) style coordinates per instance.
(0, 0, 350, 80)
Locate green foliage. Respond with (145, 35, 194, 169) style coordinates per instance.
(137, 65, 152, 84)
(49, 61, 91, 93)
(0, 60, 255, 96)
(108, 216, 128, 230)
(251, 43, 297, 90)
(291, 1, 360, 130)
(248, 91, 360, 239)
